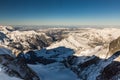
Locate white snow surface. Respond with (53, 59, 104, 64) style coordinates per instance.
(1, 26, 120, 58)
(47, 28, 120, 59)
(28, 63, 78, 80)
(1, 26, 120, 79)
(0, 65, 21, 80)
(0, 47, 13, 56)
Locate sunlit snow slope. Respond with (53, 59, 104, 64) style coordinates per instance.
(1, 26, 120, 80)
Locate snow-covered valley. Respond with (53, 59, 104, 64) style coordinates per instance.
(0, 26, 120, 80)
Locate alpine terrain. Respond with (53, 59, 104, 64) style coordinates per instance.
(0, 25, 120, 80)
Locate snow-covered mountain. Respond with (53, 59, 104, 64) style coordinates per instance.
(1, 25, 120, 80)
(0, 26, 68, 56)
(0, 47, 40, 80)
(48, 28, 120, 59)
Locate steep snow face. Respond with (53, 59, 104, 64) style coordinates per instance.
(29, 63, 78, 80)
(16, 46, 77, 80)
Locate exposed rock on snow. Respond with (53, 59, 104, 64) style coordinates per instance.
(0, 26, 68, 56)
(17, 46, 74, 64)
(48, 28, 120, 59)
(64, 51, 120, 80)
(1, 26, 120, 58)
(97, 61, 120, 80)
(107, 36, 120, 59)
(0, 46, 40, 80)
(0, 54, 40, 80)
(0, 67, 21, 80)
(7, 30, 53, 55)
(0, 32, 10, 45)
(1, 26, 120, 80)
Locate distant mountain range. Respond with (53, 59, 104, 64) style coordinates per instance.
(0, 25, 120, 80)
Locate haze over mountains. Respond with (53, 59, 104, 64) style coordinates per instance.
(1, 25, 120, 80)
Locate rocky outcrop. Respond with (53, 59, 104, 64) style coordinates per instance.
(17, 51, 56, 65)
(17, 46, 74, 64)
(7, 31, 53, 56)
(64, 51, 120, 80)
(0, 32, 10, 45)
(0, 54, 40, 80)
(107, 36, 120, 58)
(1, 26, 120, 80)
(97, 61, 120, 80)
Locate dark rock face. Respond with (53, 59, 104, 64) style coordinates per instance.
(0, 54, 40, 80)
(107, 36, 120, 58)
(64, 55, 101, 77)
(26, 34, 51, 49)
(97, 61, 120, 80)
(1, 46, 120, 80)
(17, 47, 74, 65)
(8, 42, 23, 50)
(64, 51, 120, 80)
(0, 32, 10, 43)
(8, 34, 52, 51)
(46, 30, 66, 41)
(17, 51, 56, 65)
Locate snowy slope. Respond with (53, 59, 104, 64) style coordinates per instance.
(29, 63, 78, 80)
(1, 25, 120, 58)
(48, 28, 120, 59)
(0, 66, 21, 80)
(0, 47, 21, 80)
(1, 26, 120, 80)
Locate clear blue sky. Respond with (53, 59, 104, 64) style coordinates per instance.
(0, 0, 120, 25)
